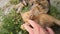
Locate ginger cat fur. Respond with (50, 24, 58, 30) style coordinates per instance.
(15, 0, 49, 13)
(20, 4, 60, 30)
(14, 0, 60, 30)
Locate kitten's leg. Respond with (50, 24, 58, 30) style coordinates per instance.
(21, 23, 30, 30)
(54, 19, 60, 26)
(16, 2, 25, 13)
(39, 14, 60, 26)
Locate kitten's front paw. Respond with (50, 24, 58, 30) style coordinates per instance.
(20, 24, 26, 30)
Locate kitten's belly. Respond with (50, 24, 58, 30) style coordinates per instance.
(38, 14, 54, 27)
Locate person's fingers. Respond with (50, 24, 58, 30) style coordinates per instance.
(28, 20, 40, 29)
(46, 27, 55, 34)
(28, 20, 41, 34)
(33, 29, 40, 34)
(33, 26, 48, 34)
(28, 20, 48, 34)
(39, 27, 48, 34)
(23, 24, 34, 34)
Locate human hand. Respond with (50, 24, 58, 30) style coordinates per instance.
(23, 20, 55, 34)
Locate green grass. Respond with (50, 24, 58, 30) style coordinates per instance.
(10, 0, 20, 5)
(49, 5, 60, 20)
(0, 8, 28, 34)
